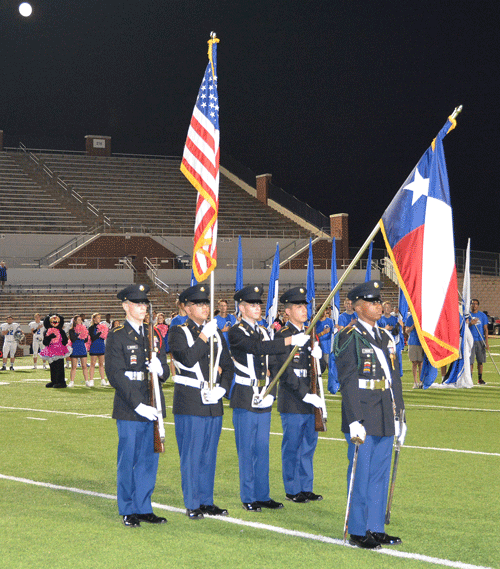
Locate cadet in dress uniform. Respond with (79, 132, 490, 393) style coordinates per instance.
(105, 284, 169, 528)
(334, 280, 406, 549)
(271, 287, 326, 503)
(168, 284, 234, 520)
(228, 285, 310, 512)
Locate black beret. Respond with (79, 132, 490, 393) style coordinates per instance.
(347, 280, 383, 302)
(280, 286, 308, 304)
(117, 284, 150, 303)
(234, 285, 263, 304)
(179, 284, 210, 304)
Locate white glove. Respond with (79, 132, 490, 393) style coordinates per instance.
(251, 394, 275, 409)
(311, 342, 322, 359)
(303, 393, 323, 408)
(397, 422, 407, 446)
(349, 420, 366, 443)
(201, 319, 218, 339)
(134, 403, 158, 421)
(201, 385, 226, 404)
(291, 332, 309, 347)
(147, 357, 163, 377)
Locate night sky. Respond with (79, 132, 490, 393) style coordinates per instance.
(1, 1, 499, 254)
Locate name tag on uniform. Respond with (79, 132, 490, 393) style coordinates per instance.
(127, 345, 139, 350)
(130, 354, 137, 366)
(361, 348, 374, 354)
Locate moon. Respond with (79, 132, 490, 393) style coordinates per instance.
(19, 3, 33, 17)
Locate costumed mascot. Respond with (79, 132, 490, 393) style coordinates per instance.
(40, 314, 71, 388)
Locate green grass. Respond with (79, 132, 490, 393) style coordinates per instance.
(1, 342, 499, 569)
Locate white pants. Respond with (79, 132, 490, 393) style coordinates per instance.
(33, 338, 44, 356)
(3, 342, 18, 358)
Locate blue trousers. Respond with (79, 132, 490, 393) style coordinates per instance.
(280, 413, 318, 495)
(174, 414, 223, 510)
(345, 434, 393, 536)
(116, 420, 159, 516)
(233, 409, 271, 503)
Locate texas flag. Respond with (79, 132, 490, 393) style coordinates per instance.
(379, 116, 460, 367)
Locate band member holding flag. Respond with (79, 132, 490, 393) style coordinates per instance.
(105, 284, 169, 528)
(169, 284, 234, 520)
(271, 286, 325, 503)
(334, 280, 405, 549)
(228, 285, 309, 512)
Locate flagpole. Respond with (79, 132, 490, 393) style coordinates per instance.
(261, 223, 381, 399)
(209, 270, 215, 388)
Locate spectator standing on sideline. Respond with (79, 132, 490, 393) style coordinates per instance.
(405, 313, 423, 388)
(105, 284, 169, 528)
(215, 299, 237, 345)
(88, 312, 109, 386)
(469, 299, 489, 385)
(0, 262, 7, 292)
(338, 298, 357, 330)
(29, 313, 46, 370)
(68, 315, 91, 387)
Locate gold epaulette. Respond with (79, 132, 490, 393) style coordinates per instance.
(112, 325, 124, 333)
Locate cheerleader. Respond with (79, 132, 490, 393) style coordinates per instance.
(88, 312, 109, 386)
(68, 315, 91, 387)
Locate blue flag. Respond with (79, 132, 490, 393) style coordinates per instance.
(421, 353, 439, 389)
(235, 235, 243, 313)
(190, 269, 196, 286)
(328, 238, 340, 394)
(365, 240, 374, 281)
(306, 238, 315, 321)
(266, 244, 280, 338)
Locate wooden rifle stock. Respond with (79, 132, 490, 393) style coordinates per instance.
(148, 316, 165, 454)
(309, 326, 327, 432)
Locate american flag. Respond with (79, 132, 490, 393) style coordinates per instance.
(180, 34, 220, 282)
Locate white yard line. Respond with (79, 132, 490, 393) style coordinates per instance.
(1, 405, 499, 457)
(0, 473, 493, 569)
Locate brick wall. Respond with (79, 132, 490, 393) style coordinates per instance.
(457, 274, 500, 317)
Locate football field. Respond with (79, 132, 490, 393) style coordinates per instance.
(1, 342, 499, 569)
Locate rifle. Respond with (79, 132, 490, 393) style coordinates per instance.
(148, 305, 165, 454)
(385, 408, 405, 524)
(309, 326, 327, 432)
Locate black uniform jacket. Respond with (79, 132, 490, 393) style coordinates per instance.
(335, 323, 404, 436)
(105, 322, 168, 421)
(228, 320, 285, 413)
(169, 318, 234, 417)
(271, 322, 326, 415)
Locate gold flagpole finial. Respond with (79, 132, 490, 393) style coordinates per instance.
(450, 105, 463, 120)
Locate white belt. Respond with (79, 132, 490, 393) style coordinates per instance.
(358, 378, 390, 390)
(234, 375, 258, 387)
(174, 376, 205, 389)
(125, 371, 145, 381)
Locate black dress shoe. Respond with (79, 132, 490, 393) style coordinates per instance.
(349, 532, 382, 549)
(302, 491, 323, 501)
(285, 492, 309, 503)
(370, 531, 402, 545)
(186, 508, 204, 520)
(256, 499, 284, 509)
(242, 502, 262, 512)
(200, 504, 228, 516)
(45, 382, 55, 388)
(53, 383, 67, 388)
(122, 515, 141, 527)
(135, 513, 167, 524)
